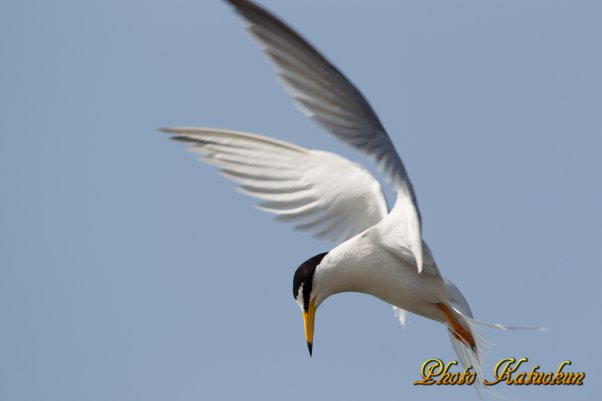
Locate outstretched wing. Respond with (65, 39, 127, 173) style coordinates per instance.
(162, 127, 388, 243)
(225, 0, 424, 271)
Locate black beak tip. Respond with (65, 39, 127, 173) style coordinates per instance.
(307, 341, 313, 357)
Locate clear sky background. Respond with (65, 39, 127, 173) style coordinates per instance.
(2, 0, 601, 400)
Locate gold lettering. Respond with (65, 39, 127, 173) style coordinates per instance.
(554, 372, 564, 384)
(413, 358, 444, 385)
(571, 373, 585, 385)
(514, 372, 526, 385)
(484, 357, 527, 385)
(463, 370, 477, 385)
(525, 366, 542, 385)
(415, 357, 585, 386)
(439, 360, 458, 385)
(414, 359, 475, 385)
(554, 360, 571, 385)
(483, 357, 513, 385)
(542, 372, 553, 384)
(562, 373, 573, 385)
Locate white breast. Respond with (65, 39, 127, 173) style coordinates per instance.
(313, 230, 448, 323)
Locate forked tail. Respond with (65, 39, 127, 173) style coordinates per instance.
(439, 279, 548, 397)
(438, 302, 489, 395)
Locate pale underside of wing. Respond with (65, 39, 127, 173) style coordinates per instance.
(225, 0, 425, 272)
(162, 127, 388, 243)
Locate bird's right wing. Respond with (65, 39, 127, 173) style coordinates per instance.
(162, 127, 388, 243)
(224, 0, 424, 272)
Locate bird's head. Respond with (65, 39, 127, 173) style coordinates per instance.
(292, 252, 328, 357)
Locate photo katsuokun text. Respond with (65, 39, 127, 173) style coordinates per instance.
(413, 357, 585, 386)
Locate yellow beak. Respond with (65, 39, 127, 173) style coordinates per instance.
(302, 300, 316, 356)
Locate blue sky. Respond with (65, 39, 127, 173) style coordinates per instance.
(1, 0, 601, 400)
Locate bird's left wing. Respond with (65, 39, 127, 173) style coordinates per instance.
(162, 127, 388, 243)
(224, 0, 424, 272)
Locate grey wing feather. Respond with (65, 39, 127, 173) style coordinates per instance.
(225, 0, 420, 218)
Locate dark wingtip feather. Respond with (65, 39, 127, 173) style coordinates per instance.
(170, 135, 196, 144)
(159, 127, 177, 134)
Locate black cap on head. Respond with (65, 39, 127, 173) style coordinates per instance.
(292, 252, 328, 311)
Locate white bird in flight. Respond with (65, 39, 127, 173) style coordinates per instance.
(162, 0, 536, 386)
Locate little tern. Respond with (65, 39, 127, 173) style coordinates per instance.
(161, 0, 534, 385)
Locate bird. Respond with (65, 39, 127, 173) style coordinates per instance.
(161, 0, 535, 387)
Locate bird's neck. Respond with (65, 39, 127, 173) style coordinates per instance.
(312, 238, 373, 307)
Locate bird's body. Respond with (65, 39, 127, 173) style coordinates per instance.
(161, 0, 538, 389)
(315, 232, 447, 323)
(315, 238, 440, 322)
